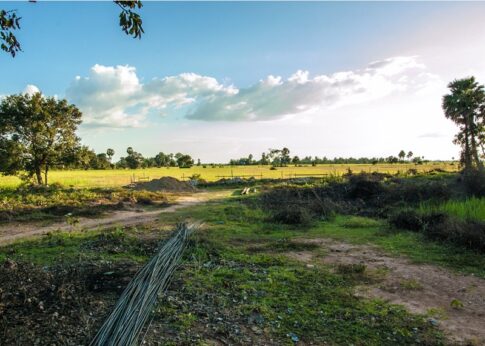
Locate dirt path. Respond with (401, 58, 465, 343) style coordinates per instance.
(288, 238, 485, 345)
(0, 190, 231, 246)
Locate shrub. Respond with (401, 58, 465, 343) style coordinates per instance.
(271, 206, 314, 226)
(463, 169, 485, 197)
(387, 180, 451, 205)
(423, 214, 485, 252)
(390, 209, 485, 252)
(388, 209, 423, 232)
(346, 173, 385, 199)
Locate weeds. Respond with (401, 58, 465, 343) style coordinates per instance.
(0, 185, 166, 222)
(400, 279, 423, 290)
(419, 197, 485, 222)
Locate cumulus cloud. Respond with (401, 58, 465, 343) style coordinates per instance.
(23, 84, 40, 96)
(66, 65, 236, 127)
(66, 56, 438, 127)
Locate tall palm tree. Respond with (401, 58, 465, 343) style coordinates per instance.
(442, 77, 485, 170)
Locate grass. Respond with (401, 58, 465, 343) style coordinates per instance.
(156, 242, 442, 345)
(0, 162, 456, 189)
(0, 185, 167, 222)
(418, 197, 485, 221)
(0, 227, 159, 265)
(2, 187, 482, 344)
(316, 215, 485, 278)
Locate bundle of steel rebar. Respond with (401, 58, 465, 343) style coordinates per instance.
(90, 223, 196, 346)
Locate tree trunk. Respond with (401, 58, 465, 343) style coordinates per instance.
(468, 115, 483, 170)
(470, 134, 483, 169)
(44, 164, 49, 186)
(35, 167, 43, 185)
(464, 119, 472, 171)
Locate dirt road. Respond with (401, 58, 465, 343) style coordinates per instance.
(289, 238, 485, 344)
(0, 190, 231, 245)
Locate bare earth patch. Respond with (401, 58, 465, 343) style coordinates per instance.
(288, 238, 485, 345)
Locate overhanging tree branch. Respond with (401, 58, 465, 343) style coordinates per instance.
(0, 1, 144, 58)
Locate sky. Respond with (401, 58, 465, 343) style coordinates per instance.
(2, 1, 485, 162)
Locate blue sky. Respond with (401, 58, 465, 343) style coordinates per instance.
(2, 1, 485, 161)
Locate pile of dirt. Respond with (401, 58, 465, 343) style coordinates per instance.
(0, 259, 138, 344)
(130, 177, 196, 192)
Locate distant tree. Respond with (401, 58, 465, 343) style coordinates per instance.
(443, 77, 484, 170)
(267, 149, 281, 167)
(197, 158, 201, 166)
(292, 155, 300, 166)
(94, 153, 111, 169)
(407, 151, 413, 161)
(281, 147, 291, 166)
(154, 152, 170, 167)
(412, 157, 422, 165)
(0, 92, 82, 184)
(1, 1, 144, 57)
(177, 154, 194, 168)
(72, 146, 97, 170)
(398, 150, 406, 162)
(106, 148, 115, 161)
(248, 154, 254, 165)
(387, 156, 399, 164)
(260, 152, 269, 165)
(124, 147, 144, 169)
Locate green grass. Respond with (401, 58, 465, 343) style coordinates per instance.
(0, 227, 157, 265)
(0, 162, 456, 189)
(157, 242, 442, 345)
(418, 197, 485, 221)
(2, 192, 480, 344)
(316, 215, 485, 278)
(0, 186, 167, 222)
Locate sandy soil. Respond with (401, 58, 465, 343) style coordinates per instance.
(0, 190, 230, 245)
(288, 238, 485, 345)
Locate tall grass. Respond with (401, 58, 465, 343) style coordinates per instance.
(419, 197, 485, 222)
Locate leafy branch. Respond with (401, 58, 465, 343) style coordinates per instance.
(0, 1, 144, 58)
(0, 9, 21, 57)
(115, 0, 144, 39)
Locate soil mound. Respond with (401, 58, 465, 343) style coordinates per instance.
(130, 176, 196, 192)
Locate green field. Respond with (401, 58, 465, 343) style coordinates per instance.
(0, 162, 457, 189)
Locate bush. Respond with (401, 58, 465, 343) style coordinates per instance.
(423, 214, 485, 252)
(463, 169, 485, 197)
(389, 209, 423, 232)
(387, 180, 451, 205)
(389, 209, 485, 252)
(271, 206, 314, 226)
(347, 173, 385, 200)
(261, 186, 340, 224)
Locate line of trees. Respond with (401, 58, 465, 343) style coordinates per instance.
(58, 147, 195, 170)
(1, 75, 483, 185)
(229, 148, 425, 167)
(0, 93, 196, 185)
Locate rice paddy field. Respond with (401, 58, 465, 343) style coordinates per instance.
(0, 162, 457, 189)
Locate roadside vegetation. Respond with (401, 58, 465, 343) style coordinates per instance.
(0, 183, 167, 223)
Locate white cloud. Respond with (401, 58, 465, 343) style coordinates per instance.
(66, 56, 439, 127)
(66, 65, 236, 128)
(23, 84, 40, 96)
